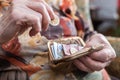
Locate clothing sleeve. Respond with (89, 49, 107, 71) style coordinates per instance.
(83, 20, 97, 41)
(75, 11, 97, 41)
(0, 8, 20, 44)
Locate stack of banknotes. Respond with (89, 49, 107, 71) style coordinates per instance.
(51, 42, 83, 60)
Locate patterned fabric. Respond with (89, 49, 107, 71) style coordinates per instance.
(0, 32, 110, 80)
(0, 0, 110, 80)
(41, 7, 85, 39)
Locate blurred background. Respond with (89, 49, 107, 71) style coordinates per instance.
(90, 0, 120, 37)
(76, 0, 120, 37)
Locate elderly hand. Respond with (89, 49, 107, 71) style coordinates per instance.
(74, 33, 116, 72)
(0, 0, 55, 44)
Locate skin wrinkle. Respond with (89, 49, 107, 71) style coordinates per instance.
(27, 2, 50, 31)
(79, 56, 106, 71)
(0, 1, 116, 78)
(0, 0, 56, 44)
(28, 0, 56, 26)
(74, 59, 93, 72)
(85, 34, 116, 61)
(89, 49, 110, 62)
(73, 33, 116, 72)
(15, 4, 42, 32)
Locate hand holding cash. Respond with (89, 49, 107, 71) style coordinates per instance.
(49, 42, 103, 63)
(48, 37, 104, 73)
(74, 34, 116, 72)
(48, 37, 104, 63)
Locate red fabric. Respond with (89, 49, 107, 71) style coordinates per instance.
(75, 19, 84, 31)
(102, 69, 110, 80)
(2, 37, 21, 56)
(60, 17, 71, 37)
(1, 55, 41, 76)
(59, 0, 72, 12)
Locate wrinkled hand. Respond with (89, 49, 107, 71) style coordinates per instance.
(74, 33, 116, 72)
(12, 0, 55, 36)
(0, 0, 55, 44)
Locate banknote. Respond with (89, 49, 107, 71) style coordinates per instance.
(63, 44, 83, 55)
(62, 44, 71, 56)
(51, 42, 64, 60)
(51, 42, 83, 60)
(57, 43, 64, 59)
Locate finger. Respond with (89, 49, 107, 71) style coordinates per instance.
(86, 34, 110, 45)
(13, 7, 43, 36)
(79, 56, 110, 71)
(28, 15, 42, 36)
(84, 34, 116, 62)
(74, 59, 93, 72)
(32, 0, 55, 20)
(17, 14, 42, 36)
(85, 34, 110, 48)
(18, 24, 28, 35)
(43, 2, 55, 20)
(88, 48, 115, 62)
(27, 1, 51, 31)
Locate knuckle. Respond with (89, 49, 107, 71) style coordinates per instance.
(111, 49, 116, 59)
(33, 16, 40, 22)
(39, 3, 46, 10)
(34, 29, 40, 32)
(93, 33, 105, 40)
(94, 66, 103, 71)
(97, 34, 106, 41)
(97, 33, 104, 37)
(102, 52, 109, 60)
(97, 63, 105, 71)
(90, 62, 103, 71)
(11, 9, 19, 21)
(32, 17, 41, 32)
(39, 0, 44, 3)
(47, 6, 52, 12)
(95, 33, 104, 37)
(103, 50, 113, 61)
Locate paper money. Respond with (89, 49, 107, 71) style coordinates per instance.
(51, 42, 63, 60)
(70, 47, 78, 54)
(62, 44, 71, 56)
(51, 42, 83, 60)
(63, 44, 83, 55)
(57, 43, 64, 59)
(70, 44, 83, 54)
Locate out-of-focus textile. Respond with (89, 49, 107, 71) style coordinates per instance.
(0, 0, 110, 80)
